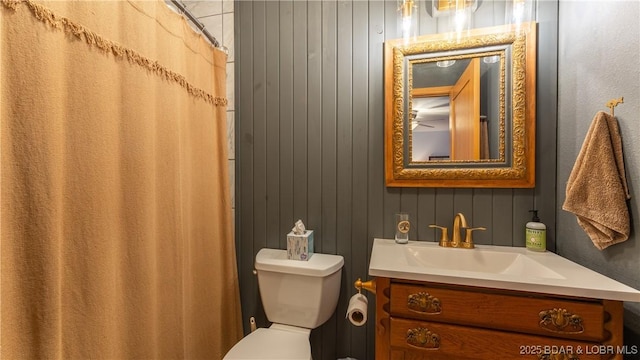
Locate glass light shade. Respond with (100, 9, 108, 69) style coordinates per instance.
(447, 0, 473, 42)
(398, 0, 418, 44)
(505, 0, 535, 26)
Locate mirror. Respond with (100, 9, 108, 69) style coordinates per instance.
(384, 22, 537, 188)
(410, 56, 502, 162)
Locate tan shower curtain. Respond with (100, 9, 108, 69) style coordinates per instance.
(1, 0, 242, 358)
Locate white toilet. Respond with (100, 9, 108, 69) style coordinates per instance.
(223, 248, 344, 360)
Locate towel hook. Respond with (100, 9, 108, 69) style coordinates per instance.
(606, 97, 624, 116)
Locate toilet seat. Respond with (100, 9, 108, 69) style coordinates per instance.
(223, 326, 311, 360)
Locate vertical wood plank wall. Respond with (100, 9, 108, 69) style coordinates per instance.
(235, 1, 558, 359)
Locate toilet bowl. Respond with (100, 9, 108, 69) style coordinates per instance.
(223, 248, 344, 360)
(223, 324, 311, 360)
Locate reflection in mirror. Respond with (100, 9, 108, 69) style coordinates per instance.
(409, 55, 503, 162)
(410, 96, 451, 161)
(384, 22, 537, 188)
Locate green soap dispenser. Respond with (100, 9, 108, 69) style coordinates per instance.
(526, 210, 546, 251)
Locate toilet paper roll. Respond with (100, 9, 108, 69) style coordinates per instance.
(346, 293, 368, 326)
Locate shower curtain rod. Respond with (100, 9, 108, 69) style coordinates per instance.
(169, 0, 221, 48)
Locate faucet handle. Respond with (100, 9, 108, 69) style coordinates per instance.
(462, 227, 487, 248)
(429, 225, 450, 246)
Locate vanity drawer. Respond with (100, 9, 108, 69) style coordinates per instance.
(390, 283, 606, 342)
(390, 317, 602, 360)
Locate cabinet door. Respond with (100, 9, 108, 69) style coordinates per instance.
(390, 318, 602, 360)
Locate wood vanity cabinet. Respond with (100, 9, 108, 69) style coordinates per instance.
(375, 277, 625, 360)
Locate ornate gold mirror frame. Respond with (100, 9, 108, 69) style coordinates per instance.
(384, 22, 537, 188)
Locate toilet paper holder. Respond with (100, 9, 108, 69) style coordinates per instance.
(353, 278, 377, 294)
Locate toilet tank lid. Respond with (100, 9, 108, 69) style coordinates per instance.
(255, 248, 344, 277)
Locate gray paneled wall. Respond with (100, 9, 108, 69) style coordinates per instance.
(556, 0, 640, 346)
(235, 1, 557, 358)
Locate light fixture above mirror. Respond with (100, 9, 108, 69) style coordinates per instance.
(432, 0, 478, 17)
(505, 0, 536, 26)
(398, 0, 418, 44)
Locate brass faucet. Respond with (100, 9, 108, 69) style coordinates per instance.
(451, 213, 468, 245)
(429, 213, 486, 249)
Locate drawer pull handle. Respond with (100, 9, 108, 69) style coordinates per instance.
(407, 292, 441, 314)
(538, 353, 580, 360)
(406, 327, 440, 349)
(539, 308, 584, 334)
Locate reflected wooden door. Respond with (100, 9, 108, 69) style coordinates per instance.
(449, 58, 480, 160)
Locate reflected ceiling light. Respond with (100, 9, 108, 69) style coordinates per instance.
(436, 60, 456, 68)
(483, 55, 500, 64)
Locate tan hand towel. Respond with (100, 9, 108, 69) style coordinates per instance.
(562, 111, 631, 250)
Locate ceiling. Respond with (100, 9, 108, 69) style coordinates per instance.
(412, 96, 450, 132)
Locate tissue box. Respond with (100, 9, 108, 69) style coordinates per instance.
(287, 230, 314, 261)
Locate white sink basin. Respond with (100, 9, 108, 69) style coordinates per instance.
(405, 245, 565, 279)
(369, 238, 640, 302)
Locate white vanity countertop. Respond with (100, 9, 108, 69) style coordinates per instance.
(369, 238, 640, 302)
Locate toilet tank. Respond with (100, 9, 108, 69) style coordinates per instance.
(254, 248, 344, 329)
